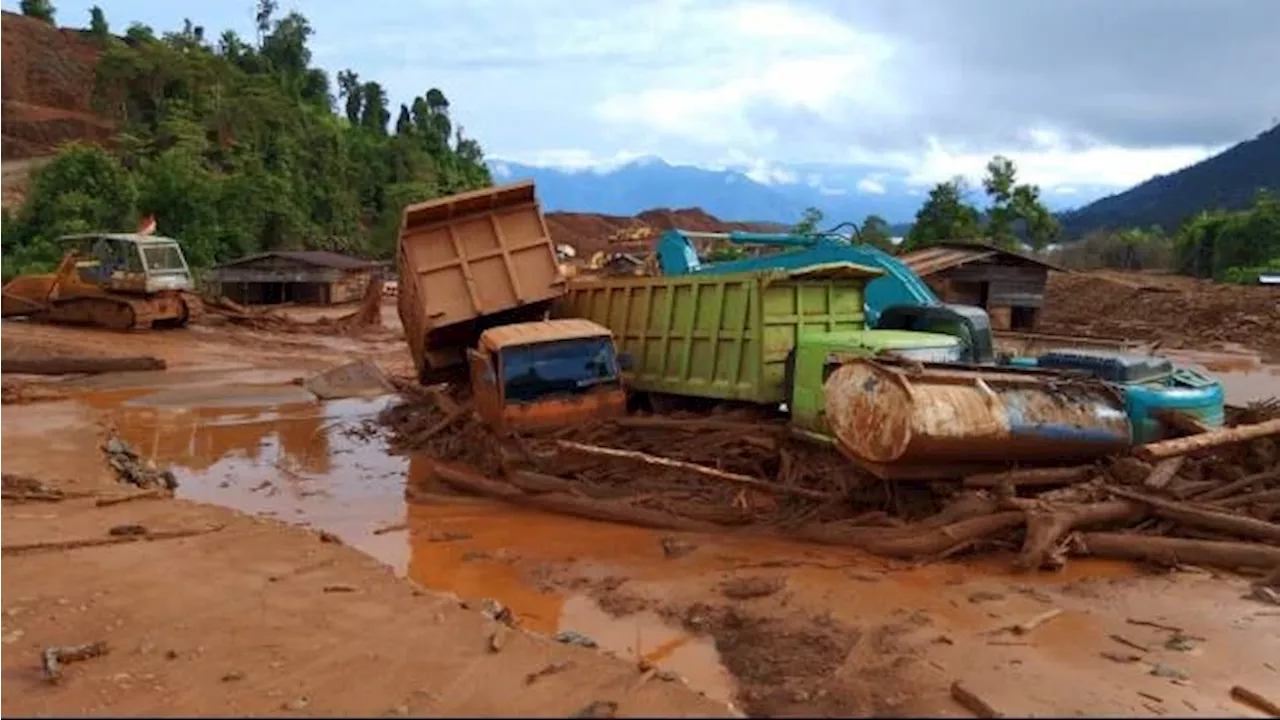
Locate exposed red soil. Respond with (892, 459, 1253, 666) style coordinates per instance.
(1, 12, 113, 160)
(1040, 271, 1280, 361)
(545, 208, 783, 255)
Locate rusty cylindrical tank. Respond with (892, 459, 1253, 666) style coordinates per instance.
(824, 359, 1131, 476)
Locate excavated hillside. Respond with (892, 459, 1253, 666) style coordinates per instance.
(544, 207, 784, 255)
(1, 11, 113, 162)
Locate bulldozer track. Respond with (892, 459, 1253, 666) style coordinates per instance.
(34, 292, 195, 332)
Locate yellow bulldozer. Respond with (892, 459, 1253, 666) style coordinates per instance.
(1, 233, 202, 331)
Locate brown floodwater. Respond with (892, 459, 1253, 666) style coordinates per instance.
(9, 372, 1273, 715)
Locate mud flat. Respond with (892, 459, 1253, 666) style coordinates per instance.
(0, 317, 733, 717)
(4, 302, 1279, 718)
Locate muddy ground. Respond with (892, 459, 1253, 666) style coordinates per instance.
(3, 289, 1278, 717)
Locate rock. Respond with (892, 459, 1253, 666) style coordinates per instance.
(322, 584, 358, 593)
(554, 630, 598, 648)
(968, 591, 1005, 604)
(572, 700, 618, 718)
(282, 697, 310, 711)
(106, 524, 149, 537)
(720, 576, 785, 600)
(221, 670, 245, 682)
(2, 629, 25, 644)
(488, 627, 508, 653)
(479, 598, 514, 626)
(1150, 663, 1190, 680)
(660, 536, 696, 559)
(1164, 633, 1197, 652)
(317, 531, 342, 544)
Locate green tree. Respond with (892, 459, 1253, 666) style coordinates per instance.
(981, 155, 1017, 246)
(6, 8, 493, 270)
(88, 5, 109, 39)
(858, 214, 895, 252)
(793, 206, 824, 235)
(903, 178, 981, 251)
(19, 0, 55, 24)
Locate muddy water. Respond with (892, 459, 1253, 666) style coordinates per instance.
(76, 381, 740, 703)
(22, 376, 1276, 715)
(1163, 347, 1280, 405)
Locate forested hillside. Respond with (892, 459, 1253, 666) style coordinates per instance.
(1, 3, 491, 276)
(1060, 124, 1280, 237)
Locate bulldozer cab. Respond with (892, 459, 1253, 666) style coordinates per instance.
(60, 234, 193, 295)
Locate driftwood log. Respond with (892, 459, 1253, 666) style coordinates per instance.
(2, 356, 166, 375)
(1074, 532, 1280, 570)
(1134, 419, 1280, 462)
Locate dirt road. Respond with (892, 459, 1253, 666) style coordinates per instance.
(3, 299, 1278, 717)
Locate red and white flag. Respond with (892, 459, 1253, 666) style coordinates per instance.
(138, 214, 157, 236)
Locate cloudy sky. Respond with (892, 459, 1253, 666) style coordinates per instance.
(10, 0, 1280, 190)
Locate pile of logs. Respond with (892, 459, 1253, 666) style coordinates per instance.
(379, 386, 1280, 574)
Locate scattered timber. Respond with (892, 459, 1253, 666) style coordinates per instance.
(2, 355, 166, 375)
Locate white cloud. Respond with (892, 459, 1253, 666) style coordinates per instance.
(855, 177, 887, 195)
(498, 149, 652, 173)
(592, 2, 895, 149)
(846, 129, 1223, 189)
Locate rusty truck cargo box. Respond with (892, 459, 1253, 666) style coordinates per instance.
(396, 181, 566, 377)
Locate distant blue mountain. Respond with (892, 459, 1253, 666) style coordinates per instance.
(488, 156, 1104, 227)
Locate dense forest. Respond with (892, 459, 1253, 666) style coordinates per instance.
(1060, 124, 1280, 237)
(1, 1, 492, 276)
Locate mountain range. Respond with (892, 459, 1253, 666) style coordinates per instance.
(483, 155, 1116, 228)
(490, 125, 1280, 237)
(488, 156, 1103, 230)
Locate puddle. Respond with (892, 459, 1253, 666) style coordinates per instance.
(76, 379, 738, 701)
(1163, 348, 1280, 405)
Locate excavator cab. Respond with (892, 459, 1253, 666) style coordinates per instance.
(62, 234, 194, 295)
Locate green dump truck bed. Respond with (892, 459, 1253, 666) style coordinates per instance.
(559, 263, 882, 404)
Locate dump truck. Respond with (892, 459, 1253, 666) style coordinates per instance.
(1, 233, 200, 331)
(396, 181, 627, 431)
(559, 265, 1137, 478)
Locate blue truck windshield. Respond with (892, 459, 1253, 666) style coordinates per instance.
(501, 336, 619, 403)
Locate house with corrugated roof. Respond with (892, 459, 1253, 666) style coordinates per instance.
(899, 241, 1067, 332)
(209, 250, 380, 306)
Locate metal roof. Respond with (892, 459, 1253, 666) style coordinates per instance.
(212, 250, 380, 271)
(900, 242, 1067, 277)
(479, 318, 613, 352)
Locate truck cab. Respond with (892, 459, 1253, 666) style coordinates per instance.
(785, 329, 968, 440)
(468, 319, 629, 433)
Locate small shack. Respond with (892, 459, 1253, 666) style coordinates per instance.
(900, 242, 1065, 331)
(210, 251, 380, 306)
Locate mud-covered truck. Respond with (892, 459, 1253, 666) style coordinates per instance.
(559, 265, 1133, 478)
(396, 181, 627, 431)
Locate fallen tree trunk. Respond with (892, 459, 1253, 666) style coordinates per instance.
(963, 465, 1094, 489)
(1219, 488, 1280, 509)
(2, 356, 166, 375)
(1107, 485, 1280, 543)
(428, 461, 722, 533)
(554, 439, 834, 501)
(794, 511, 1026, 559)
(1134, 419, 1280, 462)
(1193, 468, 1280, 502)
(1015, 500, 1146, 571)
(1074, 532, 1280, 570)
